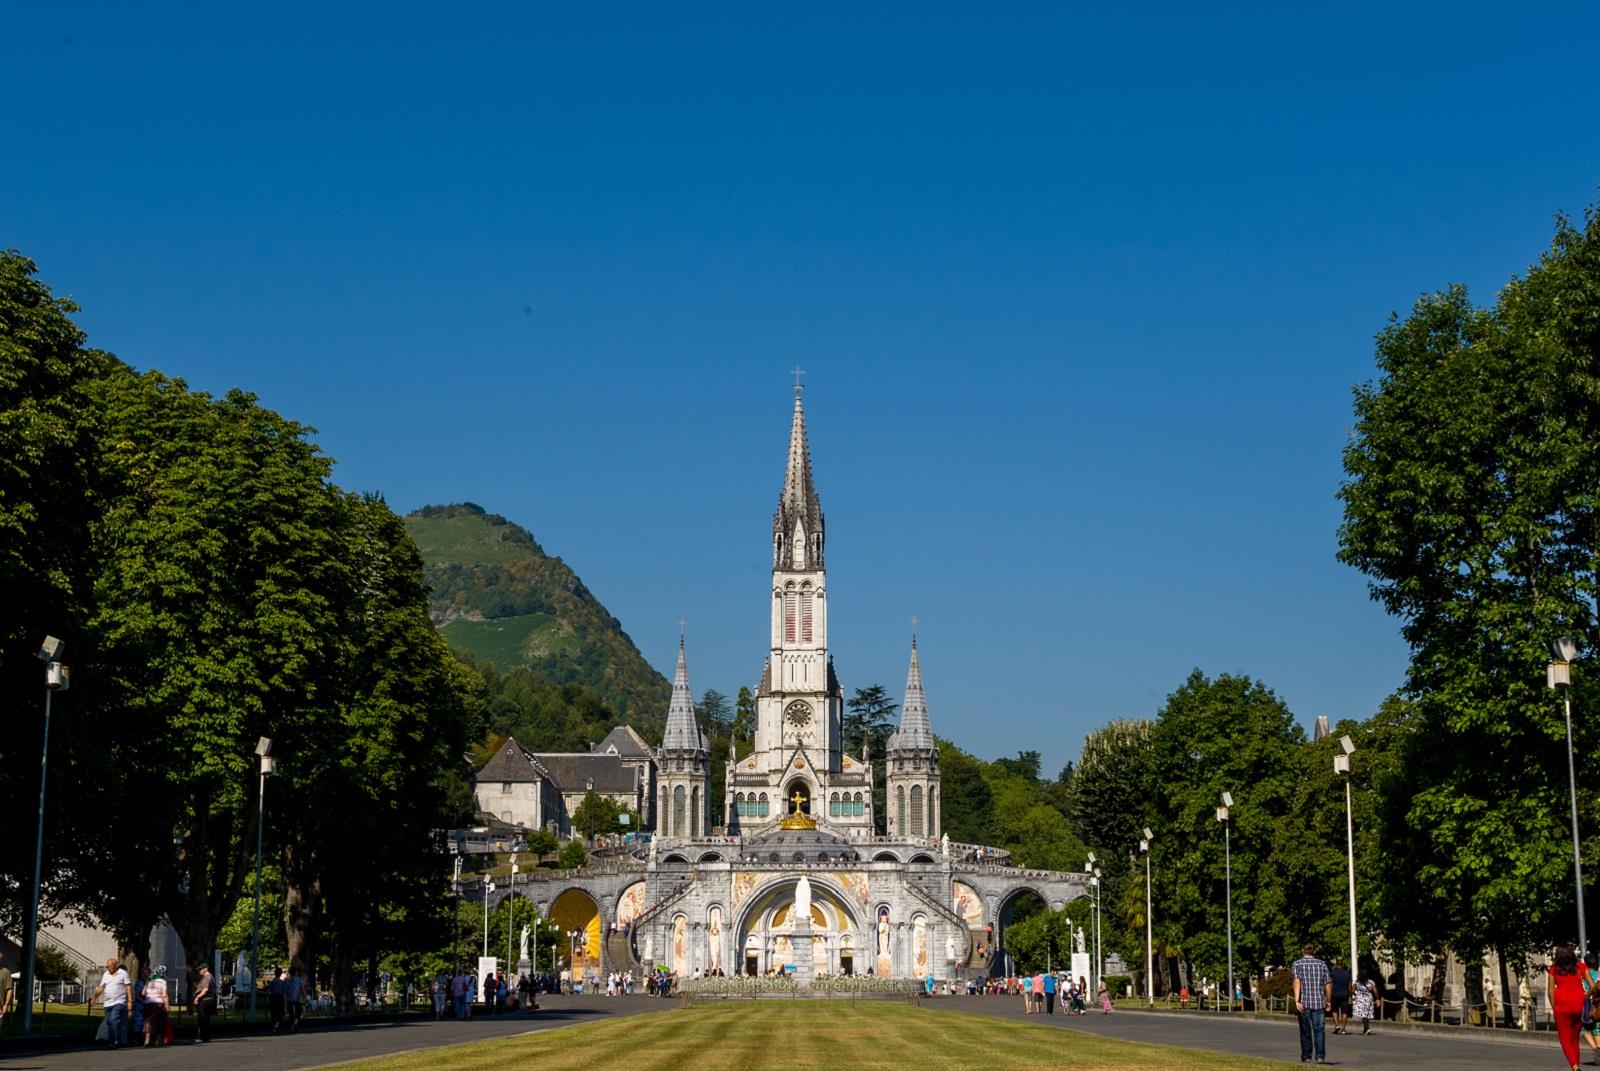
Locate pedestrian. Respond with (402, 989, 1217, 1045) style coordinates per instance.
(1328, 957, 1352, 1035)
(268, 967, 286, 1031)
(1351, 968, 1377, 1035)
(1550, 944, 1587, 1071)
(93, 957, 133, 1049)
(0, 962, 14, 1032)
(1581, 953, 1600, 1064)
(1032, 972, 1045, 1013)
(1291, 941, 1332, 1065)
(432, 972, 446, 1019)
(1043, 971, 1056, 1015)
(193, 965, 216, 1044)
(142, 965, 170, 1046)
(285, 966, 305, 1031)
(1098, 978, 1113, 1014)
(131, 966, 148, 1038)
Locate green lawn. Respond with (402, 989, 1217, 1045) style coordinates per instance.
(322, 1002, 1287, 1071)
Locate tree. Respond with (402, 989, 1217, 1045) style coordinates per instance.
(1071, 720, 1155, 875)
(937, 740, 994, 844)
(571, 790, 622, 839)
(558, 840, 587, 869)
(1147, 670, 1305, 982)
(695, 688, 731, 738)
(844, 685, 897, 757)
(1337, 205, 1600, 978)
(994, 750, 1042, 782)
(732, 686, 756, 740)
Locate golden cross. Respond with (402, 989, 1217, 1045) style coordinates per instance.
(791, 790, 806, 812)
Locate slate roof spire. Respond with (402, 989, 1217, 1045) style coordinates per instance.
(888, 634, 935, 751)
(774, 380, 824, 570)
(661, 632, 706, 752)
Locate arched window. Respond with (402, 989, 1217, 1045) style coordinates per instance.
(783, 584, 797, 643)
(896, 785, 906, 833)
(673, 785, 686, 835)
(759, 792, 769, 817)
(910, 784, 924, 836)
(854, 791, 864, 817)
(691, 786, 701, 837)
(736, 792, 746, 818)
(800, 583, 813, 644)
(829, 792, 839, 817)
(930, 787, 938, 835)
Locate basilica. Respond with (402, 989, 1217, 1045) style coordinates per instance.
(484, 386, 1084, 983)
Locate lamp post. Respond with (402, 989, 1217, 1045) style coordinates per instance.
(1140, 827, 1154, 1007)
(1550, 637, 1587, 954)
(1217, 791, 1234, 1012)
(507, 856, 518, 972)
(1334, 736, 1358, 974)
(249, 737, 275, 1024)
(483, 877, 495, 959)
(22, 637, 69, 1038)
(451, 854, 463, 978)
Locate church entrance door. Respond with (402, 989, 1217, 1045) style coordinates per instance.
(783, 780, 812, 817)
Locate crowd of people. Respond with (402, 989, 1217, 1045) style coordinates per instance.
(91, 958, 218, 1048)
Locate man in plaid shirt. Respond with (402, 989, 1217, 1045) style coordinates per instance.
(1291, 942, 1332, 1063)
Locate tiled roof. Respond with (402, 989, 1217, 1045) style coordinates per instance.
(475, 737, 552, 783)
(594, 724, 653, 758)
(534, 752, 640, 795)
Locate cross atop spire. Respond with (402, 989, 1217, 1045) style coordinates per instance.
(662, 630, 706, 753)
(791, 365, 806, 393)
(888, 634, 935, 752)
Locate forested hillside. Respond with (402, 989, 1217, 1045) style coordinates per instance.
(405, 503, 668, 733)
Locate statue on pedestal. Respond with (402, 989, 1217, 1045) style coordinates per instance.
(519, 925, 531, 965)
(1073, 926, 1086, 954)
(795, 877, 812, 922)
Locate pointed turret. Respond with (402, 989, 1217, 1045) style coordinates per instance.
(662, 636, 705, 752)
(888, 637, 935, 750)
(773, 387, 824, 570)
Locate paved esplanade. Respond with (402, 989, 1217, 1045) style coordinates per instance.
(0, 995, 655, 1071)
(949, 999, 1562, 1070)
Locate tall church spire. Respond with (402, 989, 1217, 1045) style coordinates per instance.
(662, 634, 705, 752)
(774, 381, 824, 570)
(888, 635, 935, 751)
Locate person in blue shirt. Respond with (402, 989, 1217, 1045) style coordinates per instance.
(1043, 972, 1057, 1014)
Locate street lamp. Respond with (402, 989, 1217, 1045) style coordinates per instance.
(451, 854, 463, 978)
(1333, 735, 1358, 976)
(507, 856, 519, 971)
(1140, 827, 1153, 1007)
(1550, 637, 1587, 954)
(1083, 853, 1102, 995)
(249, 736, 275, 1024)
(22, 636, 69, 1037)
(1217, 791, 1234, 1013)
(483, 877, 495, 959)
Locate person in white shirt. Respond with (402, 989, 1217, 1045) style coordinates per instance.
(92, 958, 133, 1048)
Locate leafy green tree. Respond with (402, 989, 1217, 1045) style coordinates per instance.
(937, 740, 994, 844)
(1337, 205, 1600, 990)
(732, 686, 756, 740)
(844, 685, 897, 757)
(1071, 720, 1155, 876)
(572, 789, 622, 839)
(695, 688, 731, 738)
(558, 839, 588, 869)
(994, 750, 1042, 782)
(1147, 670, 1305, 984)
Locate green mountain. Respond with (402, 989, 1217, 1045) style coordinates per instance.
(404, 503, 669, 730)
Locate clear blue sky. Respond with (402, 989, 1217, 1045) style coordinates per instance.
(7, 3, 1598, 775)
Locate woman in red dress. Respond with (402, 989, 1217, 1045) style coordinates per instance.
(1548, 944, 1586, 1071)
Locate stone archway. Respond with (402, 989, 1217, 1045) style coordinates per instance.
(781, 778, 813, 818)
(549, 888, 602, 977)
(733, 875, 863, 978)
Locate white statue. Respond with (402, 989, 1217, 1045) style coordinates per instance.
(795, 877, 812, 923)
(1073, 926, 1086, 954)
(519, 925, 531, 964)
(649, 837, 658, 864)
(945, 934, 956, 962)
(643, 933, 654, 962)
(941, 832, 951, 856)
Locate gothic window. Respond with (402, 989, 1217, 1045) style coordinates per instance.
(800, 583, 813, 644)
(691, 787, 701, 837)
(829, 793, 839, 817)
(759, 792, 769, 817)
(910, 784, 924, 836)
(896, 785, 906, 833)
(854, 791, 864, 816)
(735, 792, 746, 818)
(783, 585, 797, 643)
(673, 785, 686, 835)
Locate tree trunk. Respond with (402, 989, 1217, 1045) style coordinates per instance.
(283, 844, 319, 981)
(1427, 957, 1448, 1023)
(1499, 949, 1516, 1029)
(1464, 959, 1484, 1024)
